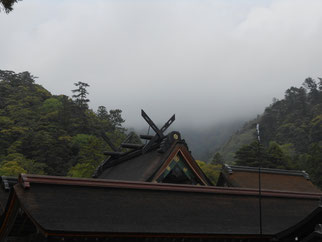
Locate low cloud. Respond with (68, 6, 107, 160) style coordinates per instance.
(1, 0, 321, 127)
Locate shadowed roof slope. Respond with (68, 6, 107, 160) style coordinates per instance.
(93, 110, 212, 185)
(216, 164, 321, 193)
(94, 131, 212, 185)
(274, 204, 322, 241)
(0, 174, 321, 241)
(0, 176, 17, 214)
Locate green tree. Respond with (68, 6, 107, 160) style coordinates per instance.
(234, 141, 292, 169)
(0, 161, 26, 176)
(97, 106, 109, 120)
(68, 163, 95, 178)
(234, 141, 261, 167)
(0, 69, 129, 177)
(68, 135, 106, 178)
(318, 78, 322, 91)
(0, 0, 19, 13)
(41, 97, 63, 113)
(127, 131, 142, 144)
(303, 78, 319, 104)
(219, 76, 322, 186)
(304, 143, 322, 187)
(108, 109, 125, 129)
(211, 152, 224, 165)
(3, 152, 47, 174)
(72, 82, 90, 109)
(266, 141, 289, 169)
(96, 106, 126, 132)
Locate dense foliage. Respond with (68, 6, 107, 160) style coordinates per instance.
(0, 70, 131, 177)
(1, 70, 320, 187)
(223, 78, 322, 187)
(196, 160, 221, 184)
(0, 0, 19, 13)
(234, 141, 295, 169)
(212, 152, 224, 165)
(216, 120, 257, 162)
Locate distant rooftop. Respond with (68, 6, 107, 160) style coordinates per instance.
(217, 164, 321, 193)
(223, 164, 310, 179)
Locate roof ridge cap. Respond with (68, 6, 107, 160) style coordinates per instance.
(17, 174, 322, 199)
(223, 164, 310, 179)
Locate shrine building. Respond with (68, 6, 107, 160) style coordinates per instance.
(0, 110, 321, 242)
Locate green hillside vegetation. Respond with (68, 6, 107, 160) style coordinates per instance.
(0, 70, 139, 177)
(217, 121, 256, 162)
(218, 78, 322, 187)
(196, 160, 221, 184)
(1, 70, 321, 187)
(180, 120, 244, 161)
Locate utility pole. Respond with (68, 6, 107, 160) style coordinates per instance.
(256, 123, 263, 236)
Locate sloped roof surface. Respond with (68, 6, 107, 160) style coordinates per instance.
(98, 144, 172, 181)
(3, 174, 321, 237)
(275, 205, 322, 241)
(0, 188, 8, 214)
(217, 165, 321, 193)
(0, 176, 17, 214)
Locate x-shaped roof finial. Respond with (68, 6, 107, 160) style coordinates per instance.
(141, 109, 175, 153)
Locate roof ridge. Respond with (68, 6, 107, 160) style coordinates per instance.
(18, 174, 322, 199)
(223, 164, 310, 179)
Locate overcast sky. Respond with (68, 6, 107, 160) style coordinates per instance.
(1, 0, 322, 128)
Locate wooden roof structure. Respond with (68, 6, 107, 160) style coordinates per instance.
(0, 176, 16, 214)
(274, 203, 322, 242)
(0, 111, 321, 241)
(0, 174, 321, 241)
(94, 110, 212, 185)
(216, 164, 321, 193)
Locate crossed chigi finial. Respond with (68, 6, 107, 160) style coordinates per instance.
(140, 109, 175, 153)
(101, 110, 175, 157)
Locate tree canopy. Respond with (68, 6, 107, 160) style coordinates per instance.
(0, 70, 129, 177)
(196, 160, 221, 184)
(211, 152, 224, 165)
(230, 77, 322, 187)
(0, 0, 19, 13)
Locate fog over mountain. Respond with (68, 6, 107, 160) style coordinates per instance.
(131, 117, 248, 161)
(1, 0, 322, 134)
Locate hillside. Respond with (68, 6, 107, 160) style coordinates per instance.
(180, 120, 245, 161)
(0, 70, 133, 177)
(217, 78, 322, 186)
(216, 119, 259, 162)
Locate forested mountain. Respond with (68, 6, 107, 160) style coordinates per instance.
(179, 120, 245, 161)
(217, 78, 322, 187)
(1, 70, 321, 187)
(0, 70, 135, 177)
(217, 119, 260, 162)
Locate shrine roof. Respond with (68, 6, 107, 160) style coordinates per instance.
(216, 164, 321, 193)
(0, 174, 321, 239)
(94, 131, 212, 185)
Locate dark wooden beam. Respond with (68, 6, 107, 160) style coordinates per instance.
(121, 143, 144, 149)
(141, 111, 175, 154)
(103, 151, 124, 157)
(101, 132, 118, 152)
(140, 135, 154, 140)
(141, 110, 164, 138)
(160, 114, 175, 133)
